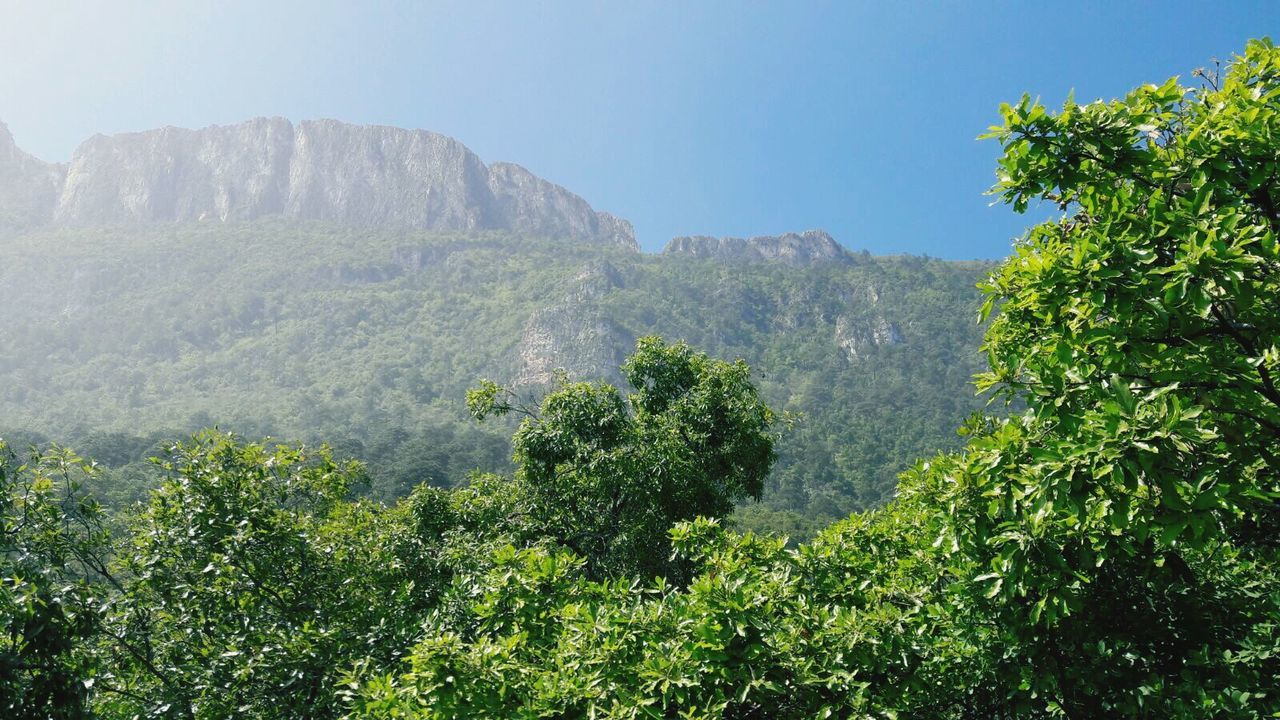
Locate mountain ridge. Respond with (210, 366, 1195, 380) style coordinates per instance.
(0, 121, 67, 233)
(662, 230, 851, 265)
(0, 117, 636, 248)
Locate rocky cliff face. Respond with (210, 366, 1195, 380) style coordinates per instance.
(487, 163, 635, 248)
(285, 120, 493, 231)
(56, 118, 294, 225)
(661, 230, 849, 265)
(834, 315, 904, 359)
(0, 122, 66, 234)
(515, 262, 632, 386)
(3, 118, 636, 248)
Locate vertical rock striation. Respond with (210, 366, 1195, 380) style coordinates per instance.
(2, 118, 636, 248)
(487, 162, 634, 248)
(56, 117, 294, 224)
(286, 120, 494, 231)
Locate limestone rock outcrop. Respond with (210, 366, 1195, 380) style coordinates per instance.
(56, 118, 294, 225)
(661, 230, 849, 265)
(0, 122, 66, 234)
(516, 261, 631, 386)
(487, 162, 635, 248)
(834, 315, 905, 359)
(2, 118, 636, 248)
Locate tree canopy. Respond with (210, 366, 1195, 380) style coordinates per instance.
(468, 336, 777, 580)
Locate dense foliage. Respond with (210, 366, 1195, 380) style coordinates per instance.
(468, 337, 776, 580)
(1, 445, 108, 719)
(3, 39, 1279, 719)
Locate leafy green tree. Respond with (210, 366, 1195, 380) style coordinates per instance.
(346, 500, 972, 719)
(922, 37, 1280, 715)
(1, 443, 111, 720)
(96, 432, 452, 719)
(468, 337, 777, 580)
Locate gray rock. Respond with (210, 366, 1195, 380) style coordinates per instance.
(834, 315, 904, 359)
(5, 117, 635, 248)
(516, 306, 631, 386)
(593, 212, 636, 250)
(515, 261, 631, 385)
(661, 229, 849, 265)
(56, 117, 293, 224)
(0, 122, 65, 234)
(287, 120, 492, 231)
(487, 163, 635, 249)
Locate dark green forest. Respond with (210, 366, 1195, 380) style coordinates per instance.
(4, 39, 1280, 718)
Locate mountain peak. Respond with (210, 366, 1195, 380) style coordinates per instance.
(0, 120, 30, 163)
(0, 121, 66, 234)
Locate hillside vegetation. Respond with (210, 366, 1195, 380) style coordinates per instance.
(0, 222, 989, 530)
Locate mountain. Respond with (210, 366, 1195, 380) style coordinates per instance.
(1, 118, 634, 248)
(0, 119, 993, 536)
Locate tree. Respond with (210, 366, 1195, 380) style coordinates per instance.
(919, 38, 1280, 715)
(97, 431, 452, 719)
(468, 336, 777, 580)
(0, 443, 111, 720)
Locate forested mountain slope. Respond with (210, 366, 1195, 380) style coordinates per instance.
(0, 220, 990, 529)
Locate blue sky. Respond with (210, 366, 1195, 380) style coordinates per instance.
(1, 1, 1276, 258)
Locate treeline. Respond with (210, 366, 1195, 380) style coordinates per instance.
(5, 39, 1280, 719)
(0, 419, 512, 510)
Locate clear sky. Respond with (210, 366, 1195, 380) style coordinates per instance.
(1, 1, 1276, 258)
